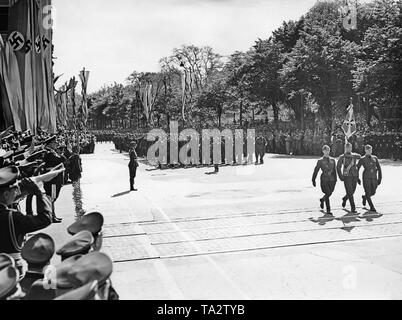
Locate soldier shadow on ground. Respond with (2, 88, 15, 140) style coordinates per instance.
(309, 211, 336, 226)
(310, 209, 384, 230)
(269, 154, 321, 160)
(360, 210, 384, 222)
(112, 190, 132, 198)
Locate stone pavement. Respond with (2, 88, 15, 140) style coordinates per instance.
(39, 143, 402, 300)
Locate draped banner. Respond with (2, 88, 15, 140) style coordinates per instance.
(37, 0, 56, 133)
(8, 0, 37, 133)
(139, 81, 159, 124)
(0, 33, 24, 131)
(2, 0, 56, 134)
(79, 68, 90, 125)
(55, 84, 68, 128)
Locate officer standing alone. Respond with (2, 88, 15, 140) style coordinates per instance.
(129, 142, 139, 192)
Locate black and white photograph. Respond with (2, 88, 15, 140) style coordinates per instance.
(0, 0, 402, 306)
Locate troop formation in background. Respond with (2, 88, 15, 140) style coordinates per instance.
(55, 129, 97, 155)
(91, 127, 402, 162)
(259, 128, 402, 161)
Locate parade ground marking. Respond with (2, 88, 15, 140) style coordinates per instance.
(143, 194, 251, 300)
(136, 224, 185, 300)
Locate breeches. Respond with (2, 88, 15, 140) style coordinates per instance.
(129, 169, 137, 179)
(363, 179, 378, 197)
(321, 180, 336, 197)
(344, 177, 358, 197)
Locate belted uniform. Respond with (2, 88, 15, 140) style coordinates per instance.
(312, 157, 337, 213)
(0, 196, 52, 276)
(43, 148, 66, 201)
(337, 152, 361, 212)
(358, 155, 382, 211)
(129, 149, 139, 191)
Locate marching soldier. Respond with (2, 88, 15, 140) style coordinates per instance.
(129, 142, 139, 191)
(357, 145, 382, 212)
(337, 142, 362, 214)
(0, 167, 53, 277)
(312, 145, 337, 215)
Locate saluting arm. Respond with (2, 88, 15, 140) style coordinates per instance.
(15, 193, 53, 235)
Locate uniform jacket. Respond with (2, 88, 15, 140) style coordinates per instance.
(337, 153, 361, 179)
(129, 150, 139, 170)
(0, 195, 52, 255)
(313, 157, 337, 182)
(44, 149, 67, 185)
(358, 155, 382, 181)
(68, 153, 82, 182)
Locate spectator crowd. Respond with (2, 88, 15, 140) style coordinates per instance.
(0, 126, 118, 300)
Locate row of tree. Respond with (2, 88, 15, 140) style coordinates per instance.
(88, 0, 402, 132)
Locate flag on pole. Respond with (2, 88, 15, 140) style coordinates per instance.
(79, 68, 90, 125)
(0, 31, 24, 131)
(342, 101, 357, 139)
(181, 70, 187, 121)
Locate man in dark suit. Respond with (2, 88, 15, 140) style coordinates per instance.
(312, 145, 338, 215)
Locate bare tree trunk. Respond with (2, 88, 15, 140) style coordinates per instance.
(240, 100, 243, 127)
(272, 103, 279, 129)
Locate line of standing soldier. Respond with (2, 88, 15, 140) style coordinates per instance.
(312, 142, 382, 215)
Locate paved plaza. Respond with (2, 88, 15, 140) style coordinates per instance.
(43, 143, 402, 300)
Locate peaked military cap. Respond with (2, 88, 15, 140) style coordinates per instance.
(68, 212, 104, 236)
(0, 266, 19, 300)
(56, 255, 84, 289)
(0, 166, 19, 188)
(56, 231, 94, 260)
(21, 233, 55, 266)
(44, 136, 57, 145)
(66, 252, 113, 288)
(55, 280, 99, 301)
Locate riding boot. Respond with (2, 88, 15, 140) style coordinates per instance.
(320, 197, 325, 210)
(342, 196, 348, 208)
(349, 196, 357, 213)
(325, 198, 332, 215)
(367, 197, 377, 212)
